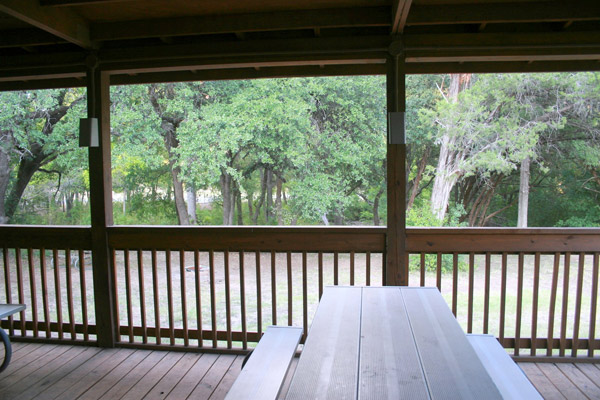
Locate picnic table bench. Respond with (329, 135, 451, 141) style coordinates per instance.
(0, 304, 26, 373)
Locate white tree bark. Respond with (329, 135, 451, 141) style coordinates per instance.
(517, 156, 531, 228)
(186, 185, 197, 225)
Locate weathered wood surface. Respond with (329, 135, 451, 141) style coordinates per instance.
(286, 286, 502, 400)
(225, 326, 302, 400)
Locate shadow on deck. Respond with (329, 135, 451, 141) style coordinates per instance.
(1, 342, 599, 399)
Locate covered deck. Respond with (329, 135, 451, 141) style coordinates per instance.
(1, 342, 599, 400)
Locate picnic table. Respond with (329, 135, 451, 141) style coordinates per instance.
(0, 304, 26, 373)
(285, 286, 503, 399)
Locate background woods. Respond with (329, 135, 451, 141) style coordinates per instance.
(1, 73, 599, 228)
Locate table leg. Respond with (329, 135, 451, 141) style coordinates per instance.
(0, 326, 12, 373)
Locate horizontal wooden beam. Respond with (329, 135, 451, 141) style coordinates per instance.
(391, 0, 412, 34)
(0, 29, 67, 48)
(0, 225, 92, 249)
(91, 7, 389, 41)
(407, 1, 600, 26)
(406, 227, 600, 253)
(107, 226, 386, 252)
(40, 0, 135, 6)
(0, 0, 92, 48)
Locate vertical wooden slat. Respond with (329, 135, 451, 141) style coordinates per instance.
(467, 252, 474, 334)
(165, 249, 175, 345)
(27, 248, 38, 338)
(404, 252, 410, 285)
(515, 252, 524, 356)
(2, 247, 13, 336)
(151, 249, 161, 345)
(436, 252, 442, 291)
(571, 253, 585, 357)
(483, 252, 491, 334)
(111, 249, 120, 342)
(180, 250, 188, 347)
(40, 248, 51, 338)
(224, 250, 232, 348)
(589, 253, 599, 357)
(256, 251, 262, 337)
(350, 251, 355, 286)
(547, 252, 560, 356)
(52, 248, 63, 339)
(499, 252, 507, 345)
(382, 252, 386, 286)
(452, 252, 458, 317)
(270, 250, 277, 325)
(287, 251, 292, 326)
(333, 252, 339, 286)
(194, 249, 203, 347)
(15, 248, 25, 336)
(318, 252, 324, 298)
(124, 250, 134, 343)
(420, 252, 426, 287)
(210, 250, 218, 348)
(65, 249, 76, 340)
(137, 249, 147, 344)
(239, 251, 247, 349)
(302, 251, 308, 342)
(531, 252, 541, 356)
(78, 249, 89, 342)
(366, 251, 371, 287)
(559, 252, 571, 357)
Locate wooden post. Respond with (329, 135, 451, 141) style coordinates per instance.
(386, 42, 407, 286)
(87, 57, 117, 347)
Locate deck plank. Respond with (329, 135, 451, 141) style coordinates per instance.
(575, 364, 600, 389)
(209, 355, 244, 399)
(121, 351, 185, 399)
(556, 363, 600, 399)
(0, 344, 64, 382)
(164, 353, 219, 399)
(144, 352, 204, 399)
(537, 363, 587, 400)
(518, 363, 566, 400)
(186, 354, 237, 399)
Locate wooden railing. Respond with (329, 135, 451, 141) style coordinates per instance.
(0, 226, 95, 343)
(1, 225, 598, 360)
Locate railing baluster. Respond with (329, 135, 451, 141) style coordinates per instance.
(151, 249, 160, 345)
(499, 252, 507, 346)
(350, 251, 355, 286)
(483, 252, 491, 334)
(256, 251, 262, 337)
(366, 251, 371, 287)
(452, 252, 458, 317)
(302, 251, 308, 342)
(124, 250, 134, 343)
(239, 251, 247, 349)
(531, 252, 540, 356)
(15, 248, 25, 336)
(559, 252, 571, 357)
(2, 246, 13, 336)
(547, 252, 560, 356)
(111, 248, 120, 342)
(287, 251, 292, 326)
(515, 252, 524, 356)
(40, 248, 50, 338)
(79, 249, 89, 342)
(420, 252, 426, 287)
(210, 250, 218, 348)
(318, 252, 324, 298)
(27, 248, 38, 338)
(333, 252, 339, 286)
(467, 252, 474, 333)
(224, 250, 232, 348)
(589, 253, 599, 357)
(166, 249, 175, 346)
(52, 248, 63, 339)
(137, 249, 147, 344)
(180, 250, 188, 347)
(195, 249, 203, 347)
(66, 249, 76, 340)
(271, 250, 277, 325)
(572, 253, 585, 357)
(436, 252, 442, 292)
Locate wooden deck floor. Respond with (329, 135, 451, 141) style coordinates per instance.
(1, 342, 599, 399)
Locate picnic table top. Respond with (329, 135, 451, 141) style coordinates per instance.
(285, 286, 502, 400)
(0, 304, 26, 319)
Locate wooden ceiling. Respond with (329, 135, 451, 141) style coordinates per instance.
(0, 0, 599, 89)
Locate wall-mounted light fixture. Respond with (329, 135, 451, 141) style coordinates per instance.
(79, 54, 99, 148)
(388, 112, 405, 145)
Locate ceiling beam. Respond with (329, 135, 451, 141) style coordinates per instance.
(0, 0, 91, 48)
(91, 7, 389, 41)
(391, 0, 412, 34)
(40, 0, 135, 6)
(0, 29, 66, 48)
(406, 1, 600, 26)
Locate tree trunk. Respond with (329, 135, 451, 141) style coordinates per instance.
(186, 184, 197, 224)
(170, 162, 190, 225)
(517, 156, 531, 228)
(275, 177, 283, 225)
(0, 134, 12, 223)
(220, 171, 234, 225)
(407, 147, 430, 212)
(373, 187, 384, 226)
(235, 185, 243, 225)
(253, 168, 267, 224)
(265, 167, 274, 223)
(247, 190, 254, 220)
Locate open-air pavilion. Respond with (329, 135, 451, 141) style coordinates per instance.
(0, 0, 599, 398)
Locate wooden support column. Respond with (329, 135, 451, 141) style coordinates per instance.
(386, 42, 407, 286)
(87, 57, 117, 347)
